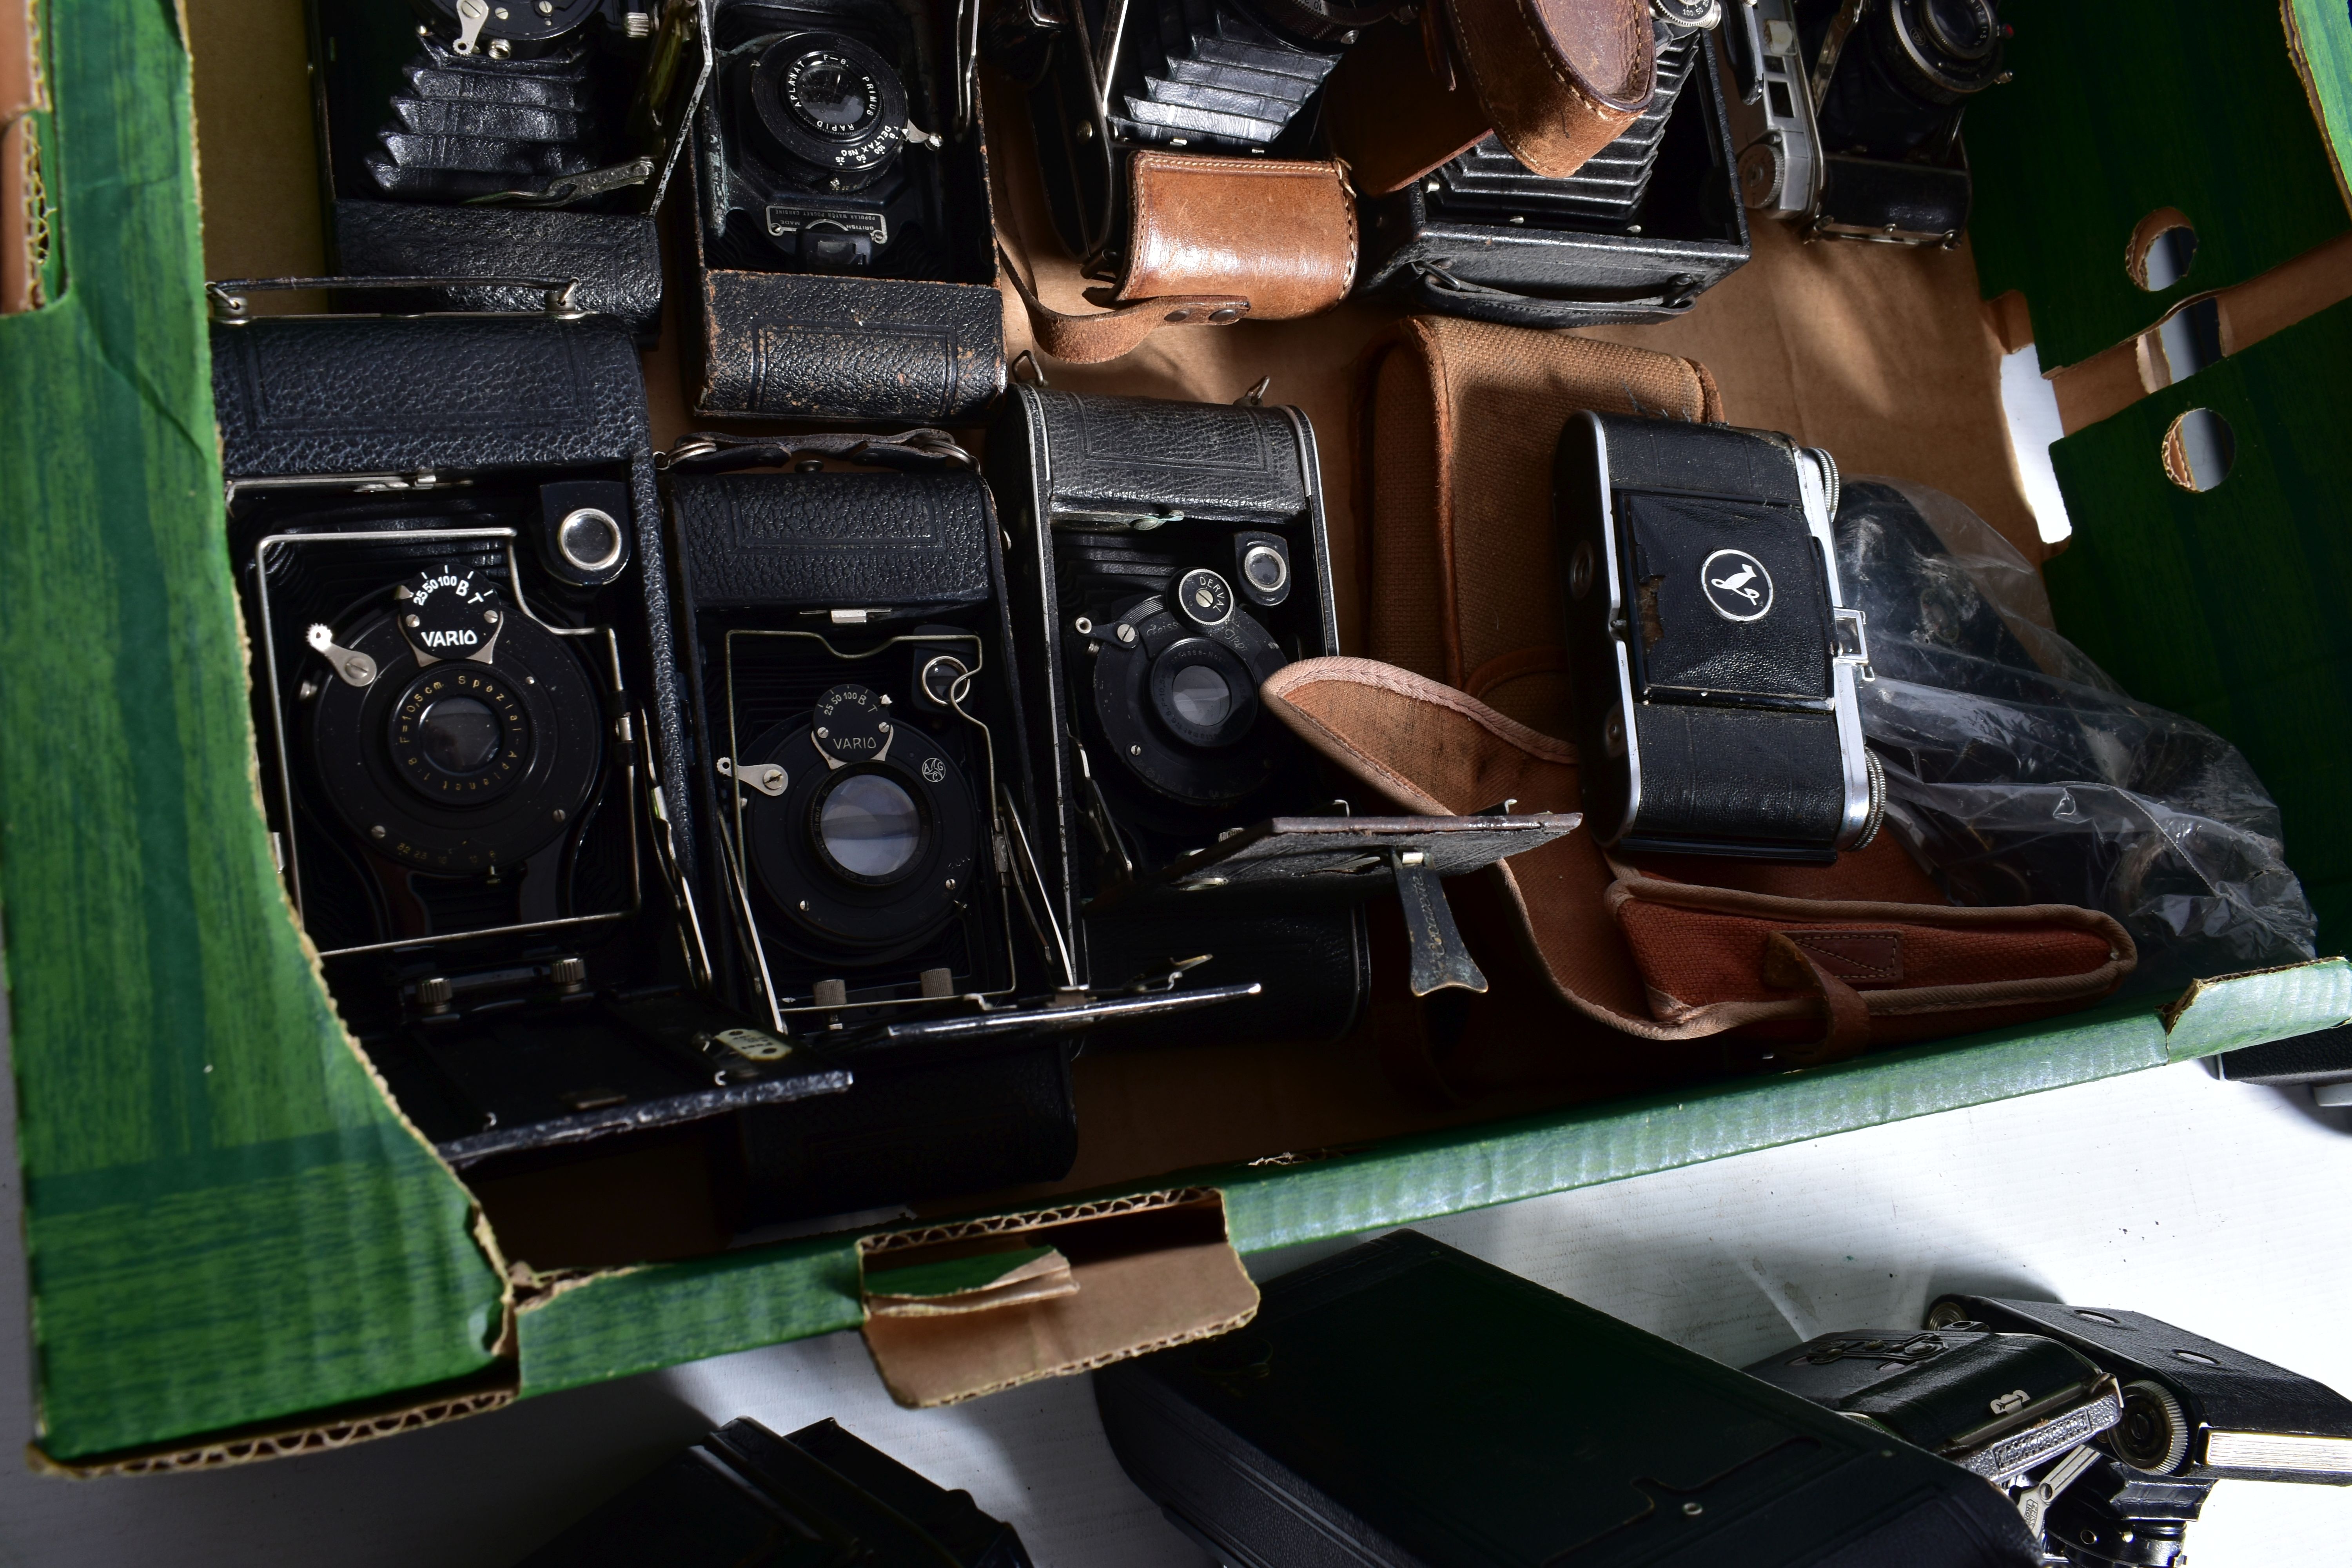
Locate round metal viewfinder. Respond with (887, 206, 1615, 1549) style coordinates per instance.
(1241, 543, 1289, 599)
(557, 508, 625, 575)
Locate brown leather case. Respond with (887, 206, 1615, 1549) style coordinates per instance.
(1358, 315, 1720, 733)
(1004, 152, 1357, 365)
(1264, 658, 2136, 1064)
(1104, 152, 1357, 318)
(1323, 0, 1654, 196)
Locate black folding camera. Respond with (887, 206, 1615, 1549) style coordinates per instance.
(1358, 2, 1755, 327)
(1757, 1296, 2352, 1568)
(1720, 0, 2008, 244)
(685, 0, 1002, 421)
(990, 388, 1572, 1042)
(307, 0, 705, 338)
(661, 432, 1256, 1220)
(1557, 410, 1882, 861)
(1929, 1294, 2352, 1567)
(207, 281, 863, 1207)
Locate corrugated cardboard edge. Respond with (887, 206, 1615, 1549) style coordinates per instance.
(2158, 957, 2352, 1060)
(857, 1188, 1260, 1408)
(2283, 0, 2352, 218)
(24, 1373, 518, 1479)
(858, 1187, 1218, 1261)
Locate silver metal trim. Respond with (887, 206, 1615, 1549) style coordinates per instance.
(1716, 0, 1824, 220)
(1575, 412, 1643, 844)
(1793, 446, 1875, 851)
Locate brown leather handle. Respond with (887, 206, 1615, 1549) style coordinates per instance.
(1761, 931, 1874, 1066)
(1000, 243, 1249, 364)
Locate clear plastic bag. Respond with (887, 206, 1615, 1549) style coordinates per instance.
(1833, 478, 2316, 995)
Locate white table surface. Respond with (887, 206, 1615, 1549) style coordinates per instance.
(3, 1034, 2347, 1566)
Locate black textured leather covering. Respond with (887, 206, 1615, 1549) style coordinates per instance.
(1023, 389, 1314, 526)
(691, 272, 1005, 423)
(669, 470, 996, 610)
(211, 314, 650, 476)
(1629, 704, 1847, 846)
(332, 198, 664, 345)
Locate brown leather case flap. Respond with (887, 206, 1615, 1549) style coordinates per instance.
(1327, 0, 1653, 187)
(1263, 657, 2136, 1055)
(1321, 13, 1495, 197)
(1105, 151, 1357, 321)
(1361, 315, 1720, 733)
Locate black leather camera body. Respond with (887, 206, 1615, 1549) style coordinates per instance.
(306, 0, 706, 340)
(1719, 0, 2007, 245)
(683, 0, 1003, 422)
(663, 434, 1259, 1221)
(208, 283, 860, 1203)
(1357, 7, 1754, 327)
(1556, 410, 1882, 862)
(990, 387, 1378, 1046)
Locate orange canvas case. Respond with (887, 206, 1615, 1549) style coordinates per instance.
(1322, 318, 2134, 1068)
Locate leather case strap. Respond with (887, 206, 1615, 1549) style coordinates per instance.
(1000, 241, 1249, 365)
(1262, 657, 2136, 1052)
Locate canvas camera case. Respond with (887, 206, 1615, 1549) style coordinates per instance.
(1334, 317, 2134, 1066)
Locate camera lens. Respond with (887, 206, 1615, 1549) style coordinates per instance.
(418, 696, 504, 776)
(817, 771, 924, 882)
(785, 49, 880, 137)
(746, 32, 909, 192)
(1169, 664, 1235, 729)
(1923, 0, 1996, 59)
(1150, 638, 1259, 750)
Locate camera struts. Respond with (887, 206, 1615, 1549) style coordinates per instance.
(713, 626, 1038, 1029)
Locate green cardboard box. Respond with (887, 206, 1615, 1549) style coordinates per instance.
(3, 0, 2349, 1468)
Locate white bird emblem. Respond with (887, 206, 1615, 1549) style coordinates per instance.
(1710, 564, 1761, 604)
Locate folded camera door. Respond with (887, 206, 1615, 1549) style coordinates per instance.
(208, 279, 852, 1200)
(984, 0, 1386, 357)
(1557, 409, 1882, 862)
(684, 0, 1003, 420)
(1719, 0, 2007, 244)
(1355, 5, 1755, 328)
(661, 432, 1252, 1221)
(307, 0, 709, 339)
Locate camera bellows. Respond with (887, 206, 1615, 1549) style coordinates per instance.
(1427, 21, 1701, 225)
(367, 36, 606, 201)
(1112, 0, 1346, 150)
